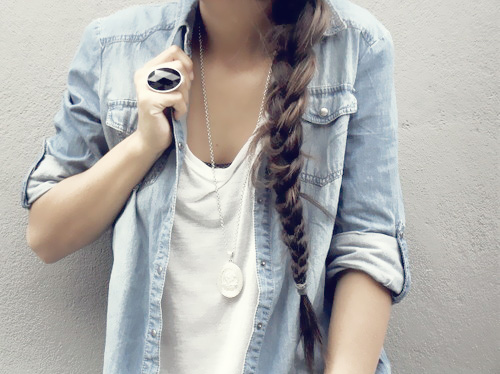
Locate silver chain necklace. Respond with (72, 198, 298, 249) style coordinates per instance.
(198, 22, 273, 298)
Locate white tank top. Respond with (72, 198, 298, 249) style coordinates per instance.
(159, 133, 260, 374)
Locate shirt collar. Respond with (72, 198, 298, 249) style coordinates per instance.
(172, 0, 347, 57)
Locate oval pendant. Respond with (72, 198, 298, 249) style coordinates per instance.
(217, 261, 243, 298)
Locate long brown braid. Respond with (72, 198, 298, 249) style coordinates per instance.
(247, 0, 333, 372)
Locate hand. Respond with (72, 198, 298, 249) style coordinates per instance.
(133, 44, 194, 155)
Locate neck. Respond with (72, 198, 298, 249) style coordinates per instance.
(197, 0, 273, 66)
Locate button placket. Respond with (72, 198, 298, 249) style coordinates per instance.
(246, 183, 273, 370)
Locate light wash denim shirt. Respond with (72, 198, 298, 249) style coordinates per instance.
(20, 0, 412, 372)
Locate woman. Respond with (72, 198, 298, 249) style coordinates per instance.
(21, 0, 411, 373)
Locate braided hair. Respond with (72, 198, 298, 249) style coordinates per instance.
(247, 0, 333, 372)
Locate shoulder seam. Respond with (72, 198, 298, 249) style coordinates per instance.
(357, 34, 391, 66)
(93, 17, 104, 49)
(342, 19, 389, 47)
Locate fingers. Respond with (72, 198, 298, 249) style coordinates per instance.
(141, 87, 187, 118)
(134, 44, 194, 127)
(158, 83, 189, 121)
(151, 60, 192, 94)
(136, 58, 191, 101)
(153, 90, 187, 121)
(138, 59, 192, 92)
(132, 45, 194, 153)
(143, 44, 194, 80)
(174, 82, 189, 120)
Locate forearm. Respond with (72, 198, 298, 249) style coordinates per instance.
(27, 131, 164, 264)
(323, 269, 392, 374)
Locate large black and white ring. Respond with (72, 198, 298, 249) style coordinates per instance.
(146, 67, 183, 93)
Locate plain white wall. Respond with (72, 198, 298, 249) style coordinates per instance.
(2, 0, 498, 373)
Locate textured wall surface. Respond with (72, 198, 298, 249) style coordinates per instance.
(2, 0, 498, 373)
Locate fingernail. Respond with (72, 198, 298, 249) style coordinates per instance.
(190, 71, 194, 80)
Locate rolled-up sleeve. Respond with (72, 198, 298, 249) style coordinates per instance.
(20, 19, 107, 209)
(325, 30, 412, 304)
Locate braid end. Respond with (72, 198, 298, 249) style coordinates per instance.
(299, 294, 323, 374)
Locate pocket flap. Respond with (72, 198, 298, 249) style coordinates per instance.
(106, 100, 138, 135)
(302, 88, 357, 125)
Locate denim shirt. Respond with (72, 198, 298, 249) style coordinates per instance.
(20, 0, 412, 372)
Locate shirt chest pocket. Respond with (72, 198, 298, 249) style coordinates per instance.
(299, 87, 357, 188)
(104, 99, 170, 189)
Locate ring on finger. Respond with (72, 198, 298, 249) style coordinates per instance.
(146, 67, 184, 93)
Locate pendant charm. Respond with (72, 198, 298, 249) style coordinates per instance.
(217, 261, 243, 298)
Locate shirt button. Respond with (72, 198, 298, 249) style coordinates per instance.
(157, 266, 163, 275)
(178, 142, 184, 149)
(151, 329, 157, 337)
(257, 197, 263, 204)
(320, 107, 329, 117)
(256, 322, 263, 330)
(260, 260, 266, 267)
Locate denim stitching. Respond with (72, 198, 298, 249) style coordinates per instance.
(392, 220, 411, 304)
(300, 169, 343, 187)
(302, 102, 357, 125)
(308, 84, 356, 94)
(100, 21, 176, 46)
(106, 101, 138, 134)
(20, 136, 48, 209)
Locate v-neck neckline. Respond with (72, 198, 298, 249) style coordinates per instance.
(184, 132, 255, 182)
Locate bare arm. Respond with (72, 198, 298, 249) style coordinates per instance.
(25, 44, 195, 264)
(26, 132, 165, 264)
(323, 269, 392, 374)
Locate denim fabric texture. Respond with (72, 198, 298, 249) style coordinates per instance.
(20, 0, 412, 372)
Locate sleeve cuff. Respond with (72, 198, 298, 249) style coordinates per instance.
(326, 225, 411, 304)
(20, 137, 68, 209)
